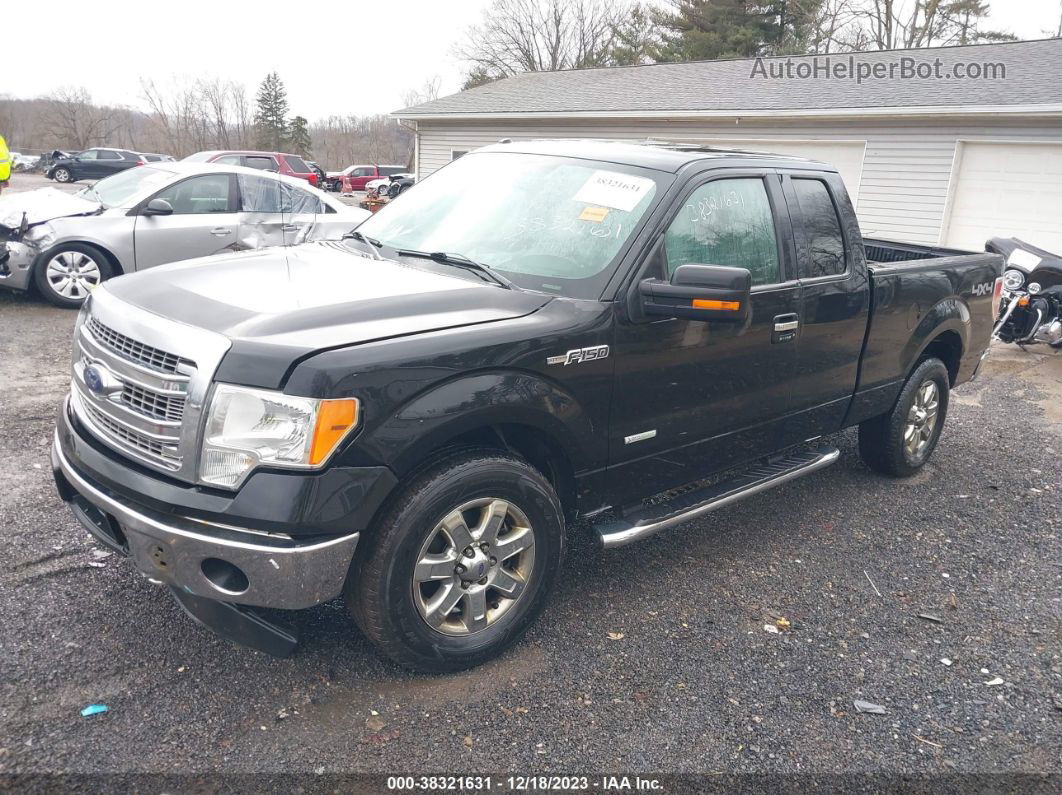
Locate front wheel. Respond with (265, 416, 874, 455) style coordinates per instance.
(34, 243, 113, 308)
(859, 357, 950, 477)
(347, 449, 565, 672)
(52, 167, 73, 183)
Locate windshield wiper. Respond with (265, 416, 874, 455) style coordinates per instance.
(343, 230, 384, 259)
(398, 249, 517, 290)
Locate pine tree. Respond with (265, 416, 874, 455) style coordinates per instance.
(254, 72, 289, 151)
(652, 0, 815, 61)
(287, 115, 311, 157)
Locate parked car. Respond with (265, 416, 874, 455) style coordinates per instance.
(326, 164, 406, 192)
(306, 160, 327, 186)
(184, 150, 320, 187)
(0, 161, 368, 307)
(50, 140, 1001, 670)
(366, 172, 415, 197)
(46, 148, 145, 183)
(139, 153, 176, 163)
(13, 152, 42, 171)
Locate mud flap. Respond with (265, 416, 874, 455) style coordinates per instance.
(170, 587, 299, 658)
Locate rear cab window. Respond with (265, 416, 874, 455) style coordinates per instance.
(790, 178, 847, 278)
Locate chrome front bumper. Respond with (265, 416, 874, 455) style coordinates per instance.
(53, 432, 359, 610)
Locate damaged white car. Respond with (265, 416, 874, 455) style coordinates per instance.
(0, 162, 369, 307)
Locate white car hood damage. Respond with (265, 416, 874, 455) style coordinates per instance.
(0, 188, 101, 231)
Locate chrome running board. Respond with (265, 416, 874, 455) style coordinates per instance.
(595, 445, 840, 549)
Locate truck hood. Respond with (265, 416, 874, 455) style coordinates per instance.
(0, 187, 101, 230)
(102, 241, 552, 387)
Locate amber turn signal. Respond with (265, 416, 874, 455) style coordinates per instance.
(309, 399, 359, 465)
(692, 299, 741, 311)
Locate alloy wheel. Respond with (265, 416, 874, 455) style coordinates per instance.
(412, 498, 536, 636)
(904, 380, 939, 458)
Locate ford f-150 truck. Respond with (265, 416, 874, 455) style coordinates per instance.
(51, 141, 1002, 671)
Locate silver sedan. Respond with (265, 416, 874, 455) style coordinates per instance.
(0, 162, 369, 307)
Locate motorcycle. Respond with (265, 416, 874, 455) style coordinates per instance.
(988, 237, 1062, 348)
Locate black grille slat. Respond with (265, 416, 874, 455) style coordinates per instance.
(87, 317, 195, 374)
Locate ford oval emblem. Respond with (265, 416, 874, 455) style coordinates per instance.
(84, 365, 105, 395)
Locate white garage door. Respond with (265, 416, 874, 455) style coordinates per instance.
(944, 142, 1062, 252)
(691, 139, 867, 207)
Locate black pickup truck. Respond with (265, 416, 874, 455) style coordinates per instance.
(52, 141, 1002, 671)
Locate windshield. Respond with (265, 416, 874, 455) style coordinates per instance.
(356, 152, 665, 298)
(80, 166, 175, 208)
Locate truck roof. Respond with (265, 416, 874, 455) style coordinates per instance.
(476, 138, 835, 174)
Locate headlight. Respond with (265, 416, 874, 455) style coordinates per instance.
(1002, 269, 1025, 291)
(200, 384, 359, 488)
(1028, 282, 1042, 294)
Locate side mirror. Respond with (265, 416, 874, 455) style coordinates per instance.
(639, 264, 752, 322)
(142, 198, 174, 216)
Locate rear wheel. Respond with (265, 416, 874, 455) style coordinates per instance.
(347, 450, 565, 672)
(859, 357, 950, 477)
(34, 243, 113, 308)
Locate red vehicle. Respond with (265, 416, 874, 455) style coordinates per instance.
(325, 163, 406, 192)
(183, 150, 319, 187)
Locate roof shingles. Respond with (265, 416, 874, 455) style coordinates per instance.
(396, 39, 1062, 117)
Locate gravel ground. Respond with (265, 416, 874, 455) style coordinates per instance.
(0, 283, 1059, 788)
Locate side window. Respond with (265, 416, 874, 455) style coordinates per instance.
(214, 155, 242, 165)
(244, 156, 278, 171)
(451, 150, 469, 161)
(379, 166, 405, 175)
(78, 149, 99, 160)
(150, 174, 232, 214)
(283, 184, 324, 214)
(283, 155, 311, 173)
(663, 177, 780, 286)
(97, 150, 122, 160)
(238, 174, 283, 213)
(792, 178, 846, 278)
(351, 166, 374, 177)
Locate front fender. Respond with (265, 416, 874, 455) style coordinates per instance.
(357, 369, 599, 477)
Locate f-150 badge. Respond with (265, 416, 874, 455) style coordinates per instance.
(547, 345, 610, 366)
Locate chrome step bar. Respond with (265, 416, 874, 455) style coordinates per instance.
(595, 445, 841, 549)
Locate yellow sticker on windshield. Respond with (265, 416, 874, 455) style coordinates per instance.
(579, 206, 610, 223)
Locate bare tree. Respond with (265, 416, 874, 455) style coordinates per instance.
(455, 0, 634, 85)
(44, 87, 118, 150)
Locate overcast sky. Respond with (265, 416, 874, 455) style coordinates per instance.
(3, 0, 1059, 119)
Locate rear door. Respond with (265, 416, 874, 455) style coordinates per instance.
(236, 172, 290, 248)
(608, 170, 802, 497)
(96, 149, 128, 178)
(778, 171, 870, 443)
(132, 173, 239, 270)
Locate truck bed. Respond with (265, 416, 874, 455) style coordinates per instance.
(864, 237, 975, 264)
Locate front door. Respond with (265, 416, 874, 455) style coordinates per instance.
(608, 172, 801, 500)
(133, 173, 239, 271)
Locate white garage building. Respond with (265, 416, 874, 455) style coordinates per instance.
(395, 39, 1062, 251)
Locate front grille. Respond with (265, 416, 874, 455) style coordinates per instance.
(81, 400, 182, 470)
(88, 317, 194, 374)
(121, 383, 185, 422)
(73, 314, 198, 474)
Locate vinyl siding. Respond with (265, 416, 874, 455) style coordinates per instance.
(411, 117, 1062, 246)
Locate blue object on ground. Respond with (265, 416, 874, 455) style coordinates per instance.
(80, 704, 109, 717)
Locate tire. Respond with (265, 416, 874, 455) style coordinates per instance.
(34, 243, 114, 308)
(859, 357, 950, 477)
(53, 167, 73, 183)
(347, 449, 565, 672)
